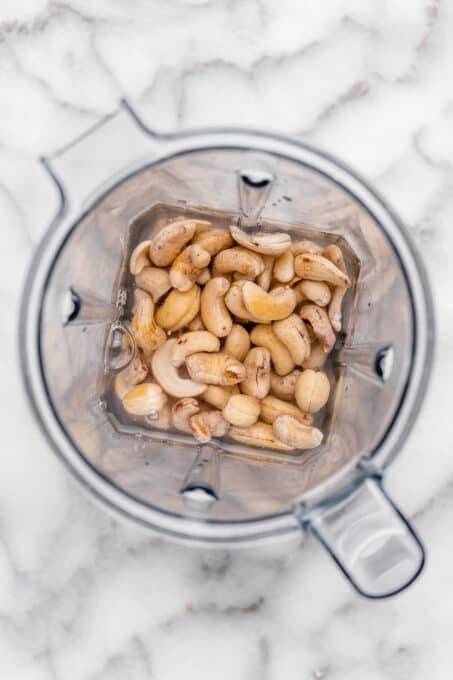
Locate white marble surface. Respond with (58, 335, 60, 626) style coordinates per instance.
(1, 1, 452, 678)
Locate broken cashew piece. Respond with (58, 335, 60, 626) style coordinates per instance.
(212, 247, 264, 279)
(223, 324, 250, 362)
(186, 352, 246, 386)
(130, 240, 152, 275)
(242, 282, 297, 323)
(201, 384, 234, 410)
(122, 382, 167, 417)
(200, 277, 233, 338)
(273, 415, 323, 449)
(190, 409, 229, 443)
(193, 228, 234, 255)
(132, 289, 166, 353)
(299, 303, 336, 353)
(172, 397, 200, 433)
(294, 253, 351, 287)
(240, 347, 271, 399)
(135, 266, 171, 302)
(171, 331, 220, 367)
(114, 354, 148, 399)
(256, 255, 274, 291)
(186, 313, 205, 332)
(270, 369, 301, 401)
(302, 342, 328, 370)
(230, 226, 292, 256)
(323, 244, 348, 332)
(150, 219, 198, 267)
(222, 394, 260, 427)
(155, 285, 201, 332)
(152, 339, 207, 398)
(273, 314, 311, 366)
(250, 324, 295, 377)
(260, 395, 313, 426)
(297, 280, 331, 307)
(295, 369, 330, 414)
(147, 402, 171, 430)
(273, 250, 295, 283)
(229, 421, 292, 450)
(169, 244, 211, 292)
(196, 267, 211, 285)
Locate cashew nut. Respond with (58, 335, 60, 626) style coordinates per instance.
(152, 339, 207, 398)
(223, 324, 250, 362)
(201, 384, 233, 409)
(260, 395, 313, 425)
(295, 369, 330, 413)
(190, 409, 229, 443)
(323, 244, 348, 332)
(294, 253, 351, 287)
(122, 382, 167, 417)
(302, 342, 328, 370)
(146, 402, 172, 430)
(297, 280, 331, 307)
(273, 314, 311, 366)
(114, 354, 148, 399)
(291, 239, 323, 256)
(172, 397, 200, 433)
(200, 277, 233, 338)
(186, 313, 206, 332)
(212, 247, 264, 279)
(193, 228, 234, 255)
(171, 331, 220, 367)
(169, 244, 211, 292)
(131, 289, 166, 353)
(224, 281, 260, 322)
(222, 394, 260, 427)
(196, 267, 211, 285)
(250, 324, 295, 376)
(186, 352, 246, 386)
(155, 285, 201, 331)
(230, 225, 292, 256)
(270, 369, 301, 401)
(273, 250, 295, 283)
(130, 240, 152, 275)
(256, 254, 274, 291)
(240, 347, 271, 399)
(135, 266, 171, 302)
(150, 219, 198, 267)
(273, 415, 323, 449)
(229, 421, 292, 450)
(242, 283, 297, 323)
(299, 303, 336, 353)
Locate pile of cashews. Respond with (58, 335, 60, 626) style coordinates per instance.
(114, 218, 351, 451)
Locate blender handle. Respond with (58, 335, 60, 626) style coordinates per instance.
(41, 100, 162, 215)
(300, 476, 425, 598)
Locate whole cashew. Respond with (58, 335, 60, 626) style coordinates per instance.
(250, 324, 295, 376)
(131, 289, 166, 353)
(242, 283, 297, 323)
(172, 397, 200, 433)
(291, 239, 323, 256)
(224, 281, 260, 322)
(193, 228, 234, 255)
(270, 369, 301, 401)
(114, 354, 148, 399)
(230, 225, 292, 256)
(260, 395, 313, 425)
(240, 347, 271, 399)
(150, 219, 198, 267)
(212, 247, 264, 279)
(229, 421, 292, 450)
(186, 352, 246, 386)
(302, 342, 328, 370)
(196, 267, 211, 285)
(323, 244, 348, 332)
(222, 394, 260, 427)
(223, 324, 250, 362)
(169, 244, 211, 292)
(273, 250, 295, 283)
(294, 253, 351, 287)
(299, 303, 336, 353)
(273, 415, 323, 449)
(256, 254, 275, 291)
(201, 384, 233, 410)
(273, 314, 311, 365)
(130, 240, 152, 275)
(122, 382, 167, 417)
(155, 285, 201, 331)
(171, 331, 220, 367)
(152, 339, 207, 398)
(200, 277, 233, 338)
(296, 280, 331, 307)
(190, 409, 229, 443)
(135, 266, 171, 302)
(295, 369, 330, 413)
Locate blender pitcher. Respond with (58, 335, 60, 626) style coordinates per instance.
(20, 101, 434, 599)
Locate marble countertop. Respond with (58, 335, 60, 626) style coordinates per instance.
(1, 1, 452, 678)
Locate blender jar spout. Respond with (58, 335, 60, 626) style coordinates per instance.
(297, 476, 425, 598)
